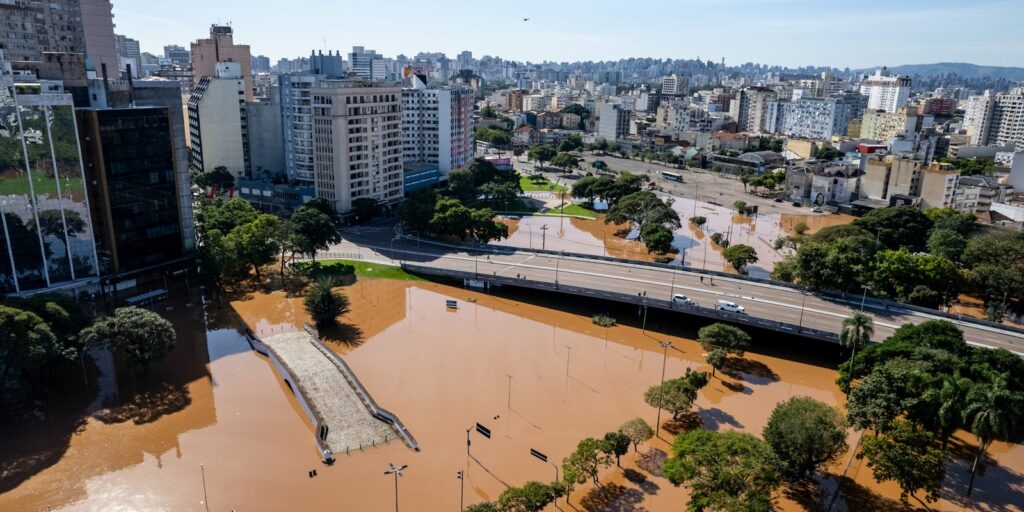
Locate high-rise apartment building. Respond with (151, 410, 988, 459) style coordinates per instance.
(311, 81, 404, 213)
(279, 51, 345, 184)
(115, 34, 141, 78)
(188, 62, 250, 179)
(661, 74, 687, 96)
(598, 102, 630, 141)
(191, 25, 253, 101)
(0, 0, 118, 77)
(729, 87, 777, 133)
(962, 87, 1024, 148)
(0, 64, 100, 294)
(860, 68, 911, 114)
(401, 75, 474, 179)
(163, 45, 191, 68)
(767, 97, 852, 140)
(251, 54, 271, 73)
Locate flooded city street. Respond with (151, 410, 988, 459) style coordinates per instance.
(1, 276, 1021, 511)
(495, 196, 855, 278)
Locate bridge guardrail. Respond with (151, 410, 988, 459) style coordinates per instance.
(399, 235, 1024, 338)
(401, 263, 839, 343)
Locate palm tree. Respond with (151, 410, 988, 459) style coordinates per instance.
(961, 374, 1024, 496)
(936, 372, 972, 449)
(839, 312, 873, 393)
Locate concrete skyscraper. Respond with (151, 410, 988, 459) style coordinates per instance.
(401, 74, 474, 179)
(191, 25, 253, 101)
(311, 80, 404, 214)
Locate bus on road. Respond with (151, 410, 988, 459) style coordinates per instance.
(661, 171, 683, 182)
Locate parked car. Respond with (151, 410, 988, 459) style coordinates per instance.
(773, 197, 784, 203)
(715, 300, 745, 314)
(672, 294, 696, 306)
(791, 201, 802, 207)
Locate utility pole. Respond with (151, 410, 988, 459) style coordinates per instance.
(457, 470, 464, 511)
(655, 341, 672, 437)
(540, 224, 548, 251)
(384, 463, 407, 512)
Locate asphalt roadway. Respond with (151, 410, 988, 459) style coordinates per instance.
(331, 231, 1024, 355)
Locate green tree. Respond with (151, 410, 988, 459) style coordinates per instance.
(961, 374, 1024, 496)
(925, 207, 976, 236)
(858, 419, 947, 506)
(852, 206, 933, 251)
(479, 181, 520, 209)
(351, 198, 380, 223)
(464, 503, 499, 512)
(689, 216, 707, 227)
(619, 417, 654, 452)
(722, 244, 758, 273)
(602, 431, 631, 467)
(589, 138, 609, 152)
(447, 169, 479, 204)
(697, 323, 751, 358)
(763, 397, 848, 480)
(605, 191, 680, 236)
(225, 214, 282, 279)
(0, 305, 60, 391)
(290, 205, 341, 262)
(550, 152, 579, 171)
(399, 189, 438, 233)
(527, 144, 557, 169)
(839, 312, 873, 385)
(927, 228, 967, 261)
(793, 222, 809, 236)
(936, 371, 972, 449)
(304, 277, 349, 327)
(496, 481, 563, 512)
(662, 430, 782, 512)
(196, 197, 259, 235)
(479, 105, 497, 118)
(705, 348, 728, 378)
(846, 359, 932, 434)
(732, 200, 748, 214)
(80, 307, 176, 372)
(640, 223, 674, 254)
(562, 437, 613, 485)
(561, 134, 584, 151)
(192, 166, 236, 192)
(644, 368, 709, 420)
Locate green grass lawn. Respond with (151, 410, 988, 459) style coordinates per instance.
(518, 174, 567, 192)
(493, 198, 540, 215)
(539, 203, 597, 219)
(317, 259, 424, 281)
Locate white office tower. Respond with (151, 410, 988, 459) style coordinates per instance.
(401, 74, 474, 179)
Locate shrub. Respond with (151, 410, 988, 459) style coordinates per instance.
(304, 277, 349, 327)
(592, 314, 616, 327)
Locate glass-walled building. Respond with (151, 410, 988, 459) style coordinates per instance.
(0, 79, 100, 294)
(77, 107, 186, 274)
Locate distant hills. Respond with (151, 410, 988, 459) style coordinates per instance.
(858, 63, 1024, 81)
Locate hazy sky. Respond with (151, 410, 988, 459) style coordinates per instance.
(113, 0, 1024, 69)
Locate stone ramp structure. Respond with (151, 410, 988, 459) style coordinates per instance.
(247, 329, 417, 457)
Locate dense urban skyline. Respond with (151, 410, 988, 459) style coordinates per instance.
(113, 0, 1024, 69)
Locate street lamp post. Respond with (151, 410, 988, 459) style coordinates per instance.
(797, 287, 807, 333)
(669, 271, 677, 303)
(384, 463, 408, 512)
(457, 470, 464, 511)
(655, 341, 672, 437)
(860, 285, 871, 312)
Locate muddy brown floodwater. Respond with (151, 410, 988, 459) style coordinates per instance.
(1, 277, 1021, 511)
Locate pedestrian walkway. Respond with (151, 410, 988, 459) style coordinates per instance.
(253, 331, 410, 455)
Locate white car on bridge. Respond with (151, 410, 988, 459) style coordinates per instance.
(672, 294, 696, 306)
(716, 300, 746, 314)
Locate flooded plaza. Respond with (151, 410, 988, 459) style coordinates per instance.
(1, 276, 1021, 511)
(494, 196, 855, 278)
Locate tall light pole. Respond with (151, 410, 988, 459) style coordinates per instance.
(384, 463, 408, 512)
(669, 271, 677, 302)
(540, 224, 548, 251)
(860, 284, 871, 312)
(655, 341, 672, 437)
(457, 470, 464, 511)
(797, 286, 807, 333)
